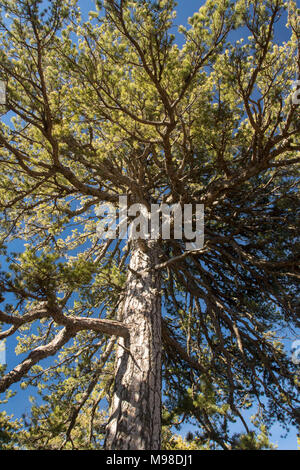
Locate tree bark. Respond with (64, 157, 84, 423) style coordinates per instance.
(105, 240, 162, 450)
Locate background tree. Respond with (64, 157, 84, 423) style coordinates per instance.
(0, 0, 299, 450)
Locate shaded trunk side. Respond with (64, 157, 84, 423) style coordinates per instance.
(105, 240, 162, 450)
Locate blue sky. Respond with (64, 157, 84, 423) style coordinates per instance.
(1, 0, 299, 450)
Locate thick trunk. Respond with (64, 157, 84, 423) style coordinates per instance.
(105, 240, 162, 450)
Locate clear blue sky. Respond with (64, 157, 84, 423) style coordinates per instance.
(1, 0, 299, 450)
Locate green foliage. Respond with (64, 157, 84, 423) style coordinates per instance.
(0, 369, 22, 449)
(0, 411, 22, 449)
(0, 0, 299, 450)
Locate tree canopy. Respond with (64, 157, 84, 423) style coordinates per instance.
(0, 0, 299, 450)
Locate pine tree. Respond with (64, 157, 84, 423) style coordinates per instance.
(0, 0, 299, 450)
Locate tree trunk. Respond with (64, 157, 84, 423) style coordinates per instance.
(105, 240, 162, 450)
